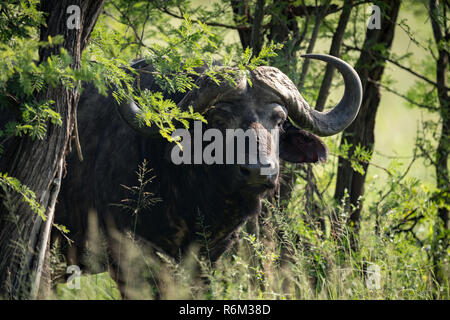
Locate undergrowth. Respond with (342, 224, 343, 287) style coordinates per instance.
(49, 157, 449, 300)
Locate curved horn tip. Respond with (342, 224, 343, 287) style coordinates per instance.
(300, 53, 355, 69)
(293, 53, 363, 136)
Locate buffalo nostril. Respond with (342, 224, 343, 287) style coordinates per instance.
(239, 166, 251, 177)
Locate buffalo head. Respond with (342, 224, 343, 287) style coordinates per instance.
(117, 54, 362, 198)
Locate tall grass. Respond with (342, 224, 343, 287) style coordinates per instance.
(50, 158, 448, 300)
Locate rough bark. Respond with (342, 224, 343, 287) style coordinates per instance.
(250, 0, 266, 56)
(334, 0, 401, 247)
(0, 0, 105, 299)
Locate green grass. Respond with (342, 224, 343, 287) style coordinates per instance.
(50, 165, 448, 300)
(53, 272, 121, 300)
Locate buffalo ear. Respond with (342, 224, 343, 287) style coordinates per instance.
(279, 122, 327, 163)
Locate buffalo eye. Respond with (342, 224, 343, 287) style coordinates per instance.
(271, 109, 287, 128)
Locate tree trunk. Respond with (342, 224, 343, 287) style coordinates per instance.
(429, 0, 449, 290)
(315, 0, 353, 111)
(0, 0, 105, 299)
(250, 0, 265, 57)
(230, 0, 253, 50)
(298, 1, 330, 88)
(334, 0, 401, 248)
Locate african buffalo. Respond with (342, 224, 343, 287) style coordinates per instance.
(55, 54, 362, 295)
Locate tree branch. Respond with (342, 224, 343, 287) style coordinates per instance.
(290, 1, 370, 17)
(367, 78, 439, 111)
(343, 44, 449, 91)
(29, 158, 63, 300)
(157, 5, 248, 30)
